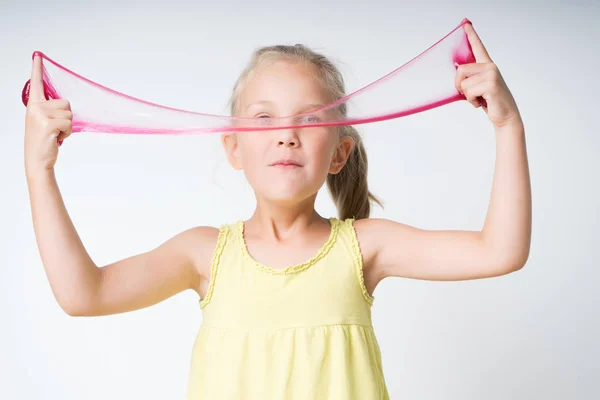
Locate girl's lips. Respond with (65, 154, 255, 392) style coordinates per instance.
(272, 163, 301, 169)
(270, 159, 302, 167)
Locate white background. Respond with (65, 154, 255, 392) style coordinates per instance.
(1, 0, 598, 399)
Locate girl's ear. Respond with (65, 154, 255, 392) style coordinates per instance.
(329, 135, 355, 174)
(221, 133, 243, 170)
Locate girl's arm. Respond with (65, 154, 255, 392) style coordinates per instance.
(25, 55, 217, 317)
(27, 163, 218, 317)
(356, 22, 531, 284)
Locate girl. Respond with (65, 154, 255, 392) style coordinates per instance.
(24, 22, 531, 399)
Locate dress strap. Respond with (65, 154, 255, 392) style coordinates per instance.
(344, 218, 375, 305)
(199, 224, 230, 309)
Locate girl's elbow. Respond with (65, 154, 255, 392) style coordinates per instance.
(59, 301, 85, 317)
(514, 243, 531, 271)
(503, 250, 530, 274)
(57, 295, 96, 317)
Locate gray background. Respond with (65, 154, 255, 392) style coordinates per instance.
(1, 0, 598, 398)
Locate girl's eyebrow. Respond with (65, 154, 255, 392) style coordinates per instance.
(245, 100, 326, 113)
(244, 100, 272, 112)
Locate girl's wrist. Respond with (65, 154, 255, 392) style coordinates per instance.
(26, 165, 55, 184)
(494, 115, 524, 134)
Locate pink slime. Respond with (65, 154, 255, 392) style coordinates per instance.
(22, 18, 479, 140)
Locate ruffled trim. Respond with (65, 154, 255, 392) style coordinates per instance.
(199, 224, 229, 309)
(238, 218, 341, 275)
(346, 218, 375, 306)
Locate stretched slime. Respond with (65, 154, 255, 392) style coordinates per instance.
(22, 18, 476, 135)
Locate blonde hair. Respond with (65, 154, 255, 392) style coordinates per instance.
(228, 44, 382, 220)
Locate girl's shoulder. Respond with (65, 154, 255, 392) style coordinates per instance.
(350, 217, 414, 279)
(351, 217, 413, 250)
(177, 225, 222, 297)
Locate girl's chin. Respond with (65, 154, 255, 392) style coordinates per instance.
(259, 188, 315, 204)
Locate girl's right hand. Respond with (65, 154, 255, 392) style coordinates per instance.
(24, 55, 73, 176)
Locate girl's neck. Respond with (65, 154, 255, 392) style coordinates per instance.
(246, 195, 329, 241)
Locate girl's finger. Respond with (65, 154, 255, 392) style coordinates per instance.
(57, 131, 71, 145)
(461, 74, 486, 108)
(48, 109, 73, 120)
(28, 54, 46, 105)
(44, 99, 71, 111)
(463, 22, 493, 63)
(465, 91, 482, 108)
(455, 63, 487, 93)
(49, 118, 73, 138)
(57, 122, 73, 146)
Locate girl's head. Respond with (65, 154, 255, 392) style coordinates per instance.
(222, 44, 381, 220)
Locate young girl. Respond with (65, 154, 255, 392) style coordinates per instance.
(24, 22, 531, 399)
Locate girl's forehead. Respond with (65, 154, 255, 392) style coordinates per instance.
(241, 60, 330, 109)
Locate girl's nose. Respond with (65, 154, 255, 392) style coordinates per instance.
(278, 138, 298, 147)
(277, 130, 300, 148)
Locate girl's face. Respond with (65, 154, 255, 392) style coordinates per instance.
(222, 59, 354, 204)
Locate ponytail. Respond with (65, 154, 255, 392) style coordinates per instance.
(327, 126, 382, 220)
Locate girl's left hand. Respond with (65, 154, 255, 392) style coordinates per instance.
(455, 22, 522, 128)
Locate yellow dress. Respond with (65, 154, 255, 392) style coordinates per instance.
(186, 217, 389, 399)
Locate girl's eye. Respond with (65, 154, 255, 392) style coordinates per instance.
(298, 115, 320, 123)
(254, 114, 273, 126)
